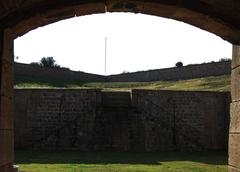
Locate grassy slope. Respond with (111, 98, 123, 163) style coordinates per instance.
(15, 151, 227, 172)
(15, 75, 230, 92)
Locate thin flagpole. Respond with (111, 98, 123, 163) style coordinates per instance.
(105, 37, 107, 75)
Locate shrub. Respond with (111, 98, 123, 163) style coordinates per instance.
(175, 62, 183, 67)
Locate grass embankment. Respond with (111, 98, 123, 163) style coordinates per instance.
(15, 151, 227, 172)
(15, 75, 230, 92)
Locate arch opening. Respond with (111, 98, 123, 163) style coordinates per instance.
(14, 12, 232, 76)
(13, 9, 231, 164)
(0, 1, 240, 172)
(4, 1, 240, 45)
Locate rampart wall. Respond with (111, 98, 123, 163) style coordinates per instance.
(14, 61, 231, 83)
(14, 62, 106, 83)
(14, 89, 230, 151)
(107, 61, 231, 82)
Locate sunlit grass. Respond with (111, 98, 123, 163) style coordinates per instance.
(15, 75, 230, 92)
(15, 151, 227, 172)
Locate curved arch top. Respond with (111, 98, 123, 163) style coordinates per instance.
(1, 0, 240, 44)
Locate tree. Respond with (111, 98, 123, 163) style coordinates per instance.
(175, 61, 183, 67)
(219, 57, 231, 62)
(30, 57, 60, 68)
(40, 57, 60, 68)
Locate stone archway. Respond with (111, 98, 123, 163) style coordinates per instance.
(0, 1, 240, 171)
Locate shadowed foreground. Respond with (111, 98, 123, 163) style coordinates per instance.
(15, 151, 227, 172)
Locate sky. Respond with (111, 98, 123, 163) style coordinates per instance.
(14, 12, 232, 75)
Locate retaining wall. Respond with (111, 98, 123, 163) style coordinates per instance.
(14, 89, 230, 151)
(131, 90, 230, 151)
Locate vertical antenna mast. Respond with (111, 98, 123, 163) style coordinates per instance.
(105, 37, 107, 75)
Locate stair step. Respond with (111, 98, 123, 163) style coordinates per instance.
(102, 91, 131, 107)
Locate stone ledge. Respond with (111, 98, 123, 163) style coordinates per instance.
(229, 165, 240, 172)
(231, 67, 240, 101)
(232, 45, 240, 69)
(229, 133, 240, 169)
(230, 102, 240, 133)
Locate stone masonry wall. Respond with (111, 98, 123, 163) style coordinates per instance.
(14, 89, 101, 150)
(132, 90, 230, 151)
(14, 89, 230, 151)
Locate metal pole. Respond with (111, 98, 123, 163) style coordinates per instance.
(105, 37, 107, 75)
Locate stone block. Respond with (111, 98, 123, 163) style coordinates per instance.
(0, 163, 13, 172)
(142, 2, 176, 18)
(231, 67, 240, 101)
(0, 96, 13, 130)
(12, 2, 106, 38)
(2, 29, 13, 63)
(74, 2, 106, 17)
(229, 166, 240, 172)
(230, 102, 240, 133)
(232, 45, 240, 69)
(229, 134, 240, 169)
(0, 60, 13, 98)
(12, 15, 45, 38)
(0, 130, 13, 167)
(106, 0, 144, 13)
(0, 30, 13, 101)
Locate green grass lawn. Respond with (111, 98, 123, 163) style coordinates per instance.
(15, 75, 230, 92)
(15, 151, 227, 172)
